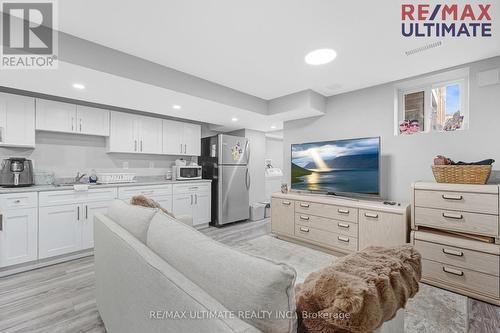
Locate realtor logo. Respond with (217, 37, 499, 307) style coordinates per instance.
(1, 0, 58, 69)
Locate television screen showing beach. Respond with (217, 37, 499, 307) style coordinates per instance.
(291, 137, 379, 195)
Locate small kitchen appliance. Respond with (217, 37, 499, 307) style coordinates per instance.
(0, 157, 34, 187)
(172, 165, 202, 180)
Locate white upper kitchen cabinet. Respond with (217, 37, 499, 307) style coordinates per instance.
(36, 99, 110, 136)
(107, 112, 137, 153)
(76, 105, 110, 136)
(0, 93, 35, 148)
(136, 115, 162, 154)
(36, 99, 76, 133)
(108, 112, 162, 154)
(162, 120, 201, 156)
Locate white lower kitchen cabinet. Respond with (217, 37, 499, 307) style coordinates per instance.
(172, 183, 211, 226)
(0, 207, 38, 267)
(39, 204, 81, 259)
(82, 201, 113, 249)
(118, 184, 173, 213)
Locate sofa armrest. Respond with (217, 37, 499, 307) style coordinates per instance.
(94, 213, 261, 333)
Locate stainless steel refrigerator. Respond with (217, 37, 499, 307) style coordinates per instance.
(200, 134, 250, 226)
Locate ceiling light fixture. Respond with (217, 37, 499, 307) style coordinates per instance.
(304, 49, 337, 65)
(172, 105, 182, 110)
(72, 83, 85, 90)
(231, 117, 238, 122)
(270, 125, 277, 129)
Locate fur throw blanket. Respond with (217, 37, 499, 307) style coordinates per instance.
(296, 245, 421, 333)
(130, 195, 176, 218)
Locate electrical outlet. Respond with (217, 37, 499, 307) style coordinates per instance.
(123, 161, 129, 169)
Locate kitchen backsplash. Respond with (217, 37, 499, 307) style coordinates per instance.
(0, 131, 197, 178)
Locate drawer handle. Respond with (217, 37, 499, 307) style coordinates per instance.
(300, 203, 310, 208)
(299, 227, 310, 233)
(282, 201, 291, 206)
(299, 215, 310, 221)
(442, 248, 464, 257)
(442, 267, 464, 276)
(442, 213, 463, 220)
(442, 194, 463, 201)
(338, 236, 350, 243)
(14, 199, 21, 203)
(338, 222, 350, 229)
(0, 214, 3, 231)
(337, 209, 350, 214)
(364, 212, 379, 218)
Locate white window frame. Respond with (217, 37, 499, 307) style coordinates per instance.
(394, 68, 470, 135)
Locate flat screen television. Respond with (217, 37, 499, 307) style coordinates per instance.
(291, 137, 380, 196)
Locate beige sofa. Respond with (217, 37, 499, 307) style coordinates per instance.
(94, 200, 403, 333)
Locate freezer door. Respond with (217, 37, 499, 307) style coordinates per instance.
(219, 134, 249, 165)
(218, 165, 249, 224)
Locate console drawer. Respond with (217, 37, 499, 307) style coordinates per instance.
(422, 259, 499, 299)
(295, 225, 357, 252)
(415, 190, 498, 214)
(0, 192, 37, 209)
(295, 201, 357, 223)
(295, 213, 357, 237)
(415, 240, 500, 276)
(414, 207, 498, 237)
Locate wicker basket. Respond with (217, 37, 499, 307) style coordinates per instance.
(431, 165, 492, 184)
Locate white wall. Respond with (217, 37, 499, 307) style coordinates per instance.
(265, 137, 284, 170)
(0, 131, 190, 178)
(283, 56, 500, 203)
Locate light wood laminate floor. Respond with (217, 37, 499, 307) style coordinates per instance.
(0, 219, 498, 333)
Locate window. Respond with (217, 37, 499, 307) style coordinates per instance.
(395, 68, 469, 135)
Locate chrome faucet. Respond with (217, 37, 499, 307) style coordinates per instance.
(74, 172, 87, 183)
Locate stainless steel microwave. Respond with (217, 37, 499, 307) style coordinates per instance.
(173, 165, 202, 180)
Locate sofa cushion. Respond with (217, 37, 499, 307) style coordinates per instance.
(146, 213, 297, 333)
(106, 200, 157, 243)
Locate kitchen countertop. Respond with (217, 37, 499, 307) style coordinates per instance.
(0, 178, 211, 194)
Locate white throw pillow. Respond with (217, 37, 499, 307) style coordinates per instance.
(146, 212, 297, 333)
(106, 200, 157, 243)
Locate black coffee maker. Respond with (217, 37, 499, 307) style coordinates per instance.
(0, 158, 34, 187)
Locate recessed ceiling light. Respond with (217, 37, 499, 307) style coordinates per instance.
(270, 125, 277, 129)
(172, 105, 182, 110)
(72, 83, 85, 90)
(304, 49, 337, 65)
(231, 117, 238, 122)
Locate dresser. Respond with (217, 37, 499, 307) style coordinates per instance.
(271, 193, 410, 255)
(411, 182, 500, 305)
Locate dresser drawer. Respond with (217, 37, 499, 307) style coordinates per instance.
(295, 213, 358, 237)
(0, 192, 37, 209)
(414, 207, 498, 237)
(295, 201, 357, 223)
(415, 190, 498, 214)
(422, 259, 499, 299)
(118, 184, 173, 199)
(415, 240, 500, 276)
(295, 225, 357, 252)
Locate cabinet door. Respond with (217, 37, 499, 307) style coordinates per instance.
(0, 208, 38, 267)
(152, 195, 173, 214)
(137, 116, 162, 154)
(82, 201, 112, 249)
(172, 194, 193, 218)
(358, 210, 406, 250)
(271, 198, 295, 237)
(39, 204, 80, 259)
(108, 111, 137, 153)
(193, 192, 211, 225)
(183, 123, 201, 156)
(0, 93, 35, 147)
(35, 99, 77, 133)
(162, 119, 184, 155)
(76, 106, 110, 136)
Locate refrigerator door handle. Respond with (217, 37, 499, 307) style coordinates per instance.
(245, 140, 250, 163)
(245, 168, 250, 189)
